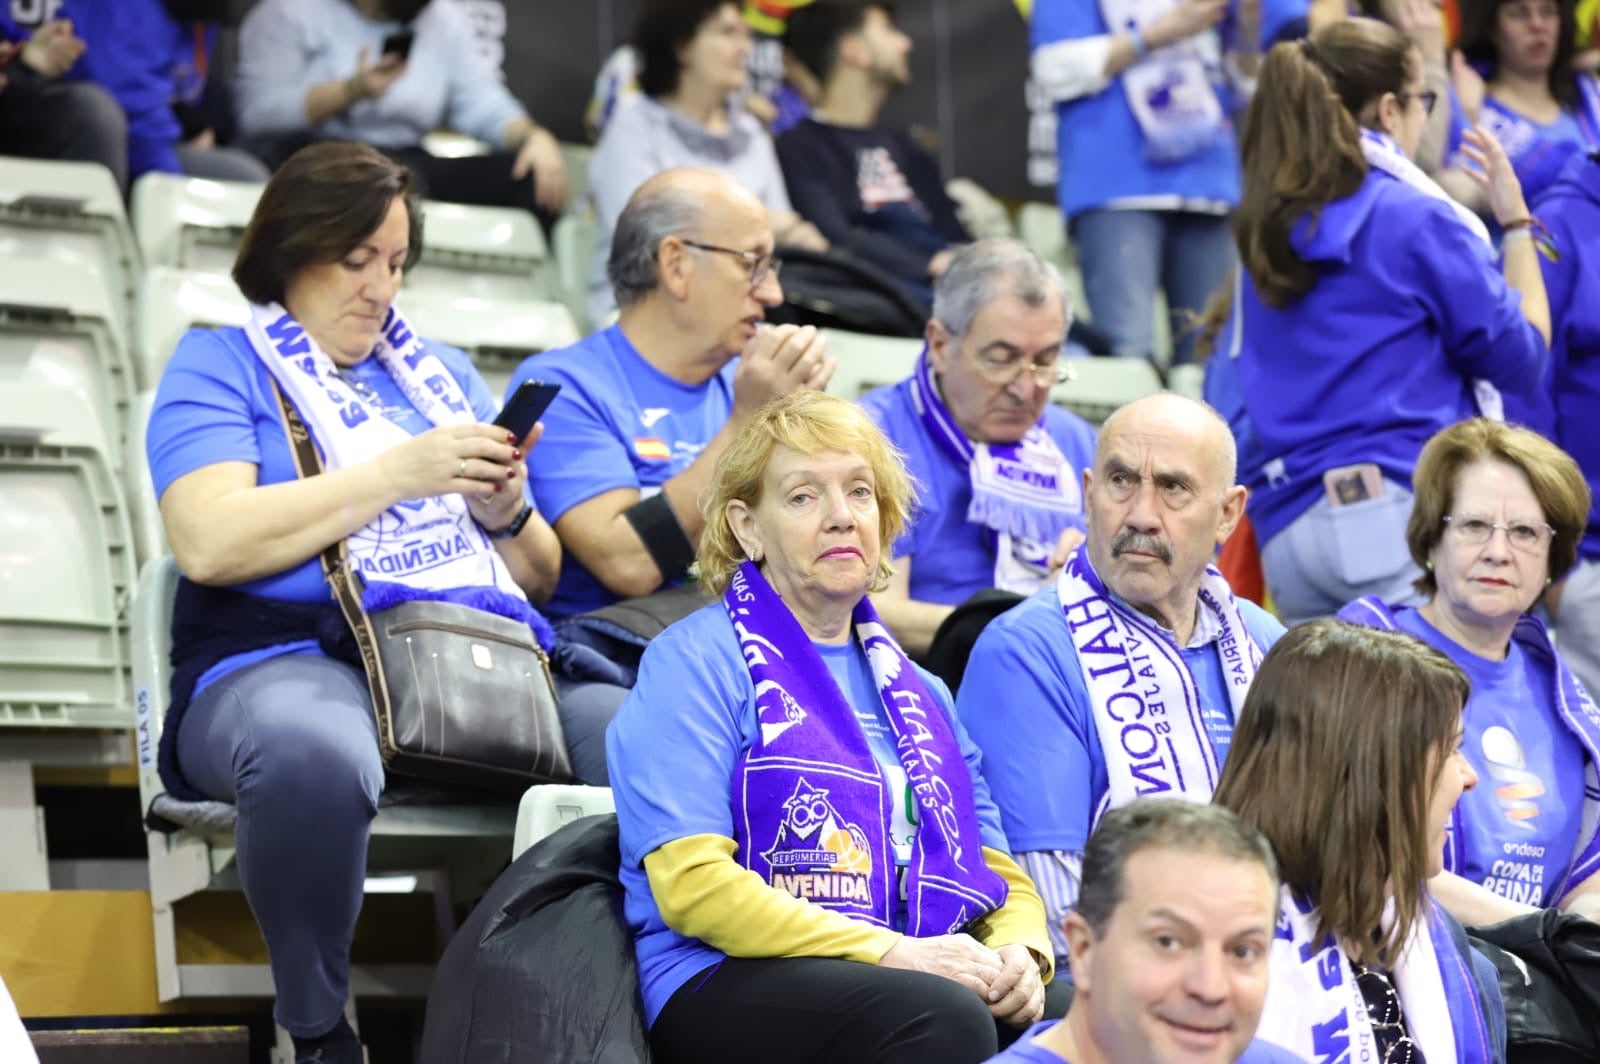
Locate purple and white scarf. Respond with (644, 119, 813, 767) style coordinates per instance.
(911, 348, 1084, 595)
(725, 561, 1008, 934)
(1058, 549, 1261, 826)
(1101, 0, 1226, 162)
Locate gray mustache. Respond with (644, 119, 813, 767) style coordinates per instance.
(1112, 531, 1172, 564)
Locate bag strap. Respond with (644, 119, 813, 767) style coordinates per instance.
(270, 381, 399, 754)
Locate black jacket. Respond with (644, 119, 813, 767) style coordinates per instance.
(1469, 909, 1600, 1064)
(419, 815, 651, 1064)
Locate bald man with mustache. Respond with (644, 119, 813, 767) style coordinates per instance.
(956, 394, 1286, 974)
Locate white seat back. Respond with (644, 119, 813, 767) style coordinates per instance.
(0, 157, 140, 339)
(137, 268, 250, 384)
(0, 384, 135, 727)
(132, 557, 181, 813)
(131, 173, 264, 274)
(1168, 362, 1204, 402)
(823, 331, 924, 401)
(407, 201, 553, 303)
(1051, 358, 1165, 426)
(513, 784, 616, 859)
(0, 255, 133, 470)
(127, 391, 167, 566)
(402, 291, 580, 401)
(551, 210, 598, 332)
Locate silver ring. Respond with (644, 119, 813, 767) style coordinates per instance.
(457, 459, 467, 478)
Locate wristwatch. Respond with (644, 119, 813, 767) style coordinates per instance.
(485, 502, 534, 540)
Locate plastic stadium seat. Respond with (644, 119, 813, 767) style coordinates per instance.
(823, 331, 924, 400)
(0, 384, 135, 728)
(1050, 357, 1165, 426)
(403, 290, 580, 400)
(131, 172, 264, 275)
(406, 201, 555, 304)
(558, 142, 594, 219)
(132, 556, 519, 1004)
(127, 391, 165, 567)
(551, 209, 598, 332)
(136, 267, 250, 384)
(512, 784, 615, 860)
(0, 156, 141, 340)
(0, 254, 135, 471)
(1168, 362, 1204, 402)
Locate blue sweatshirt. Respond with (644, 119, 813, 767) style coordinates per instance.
(11, 0, 199, 179)
(1230, 168, 1547, 546)
(1537, 151, 1600, 561)
(1030, 0, 1242, 218)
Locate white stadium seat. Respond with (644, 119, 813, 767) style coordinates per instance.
(823, 331, 924, 401)
(0, 384, 135, 729)
(130, 172, 264, 275)
(513, 784, 615, 860)
(551, 209, 599, 332)
(0, 254, 135, 471)
(136, 267, 250, 384)
(403, 290, 580, 400)
(0, 156, 141, 341)
(1051, 357, 1165, 426)
(406, 201, 555, 304)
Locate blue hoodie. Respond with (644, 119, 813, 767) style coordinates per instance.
(1537, 151, 1600, 561)
(12, 0, 202, 180)
(1228, 167, 1547, 546)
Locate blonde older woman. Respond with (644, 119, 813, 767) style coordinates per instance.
(605, 391, 1056, 1064)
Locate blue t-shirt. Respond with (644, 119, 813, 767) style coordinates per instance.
(512, 325, 737, 617)
(1537, 153, 1600, 561)
(605, 603, 1012, 1026)
(860, 377, 1097, 605)
(985, 1021, 1305, 1064)
(145, 326, 501, 689)
(1393, 608, 1588, 907)
(1229, 168, 1548, 545)
(957, 581, 1285, 854)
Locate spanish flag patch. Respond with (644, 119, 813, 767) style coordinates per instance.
(634, 437, 672, 461)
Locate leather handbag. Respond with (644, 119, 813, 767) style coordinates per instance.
(273, 383, 572, 791)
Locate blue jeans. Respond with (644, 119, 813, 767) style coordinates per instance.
(1069, 208, 1235, 365)
(177, 653, 383, 1038)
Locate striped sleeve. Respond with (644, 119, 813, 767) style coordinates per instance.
(1019, 849, 1084, 968)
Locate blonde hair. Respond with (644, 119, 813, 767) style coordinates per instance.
(698, 391, 914, 596)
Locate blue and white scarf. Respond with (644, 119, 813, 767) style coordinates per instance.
(911, 348, 1084, 594)
(1359, 128, 1505, 421)
(1258, 889, 1497, 1064)
(1057, 549, 1261, 826)
(1341, 597, 1600, 899)
(1100, 0, 1226, 162)
(725, 561, 1008, 934)
(247, 301, 551, 643)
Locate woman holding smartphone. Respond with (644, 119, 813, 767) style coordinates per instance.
(1218, 17, 1551, 624)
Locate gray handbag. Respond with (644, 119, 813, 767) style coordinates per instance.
(274, 383, 573, 791)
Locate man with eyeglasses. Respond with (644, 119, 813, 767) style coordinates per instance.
(983, 799, 1299, 1064)
(957, 392, 1284, 976)
(861, 239, 1097, 665)
(509, 167, 833, 784)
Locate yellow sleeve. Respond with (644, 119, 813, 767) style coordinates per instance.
(973, 847, 1056, 984)
(644, 834, 903, 963)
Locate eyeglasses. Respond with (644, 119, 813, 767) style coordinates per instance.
(1401, 89, 1439, 116)
(1442, 514, 1555, 552)
(969, 347, 1073, 388)
(680, 239, 781, 290)
(1352, 965, 1424, 1064)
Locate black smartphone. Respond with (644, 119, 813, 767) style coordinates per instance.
(494, 380, 561, 441)
(380, 30, 415, 63)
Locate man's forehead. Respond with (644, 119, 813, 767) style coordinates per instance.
(1119, 849, 1277, 921)
(1097, 428, 1211, 473)
(965, 292, 1066, 346)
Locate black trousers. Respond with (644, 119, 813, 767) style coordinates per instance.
(650, 956, 1072, 1064)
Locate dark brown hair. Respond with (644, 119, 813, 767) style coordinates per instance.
(232, 141, 423, 306)
(1459, 0, 1579, 108)
(783, 0, 896, 84)
(1234, 20, 1415, 308)
(1213, 620, 1469, 968)
(634, 0, 742, 99)
(1407, 417, 1592, 595)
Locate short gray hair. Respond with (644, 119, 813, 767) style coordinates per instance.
(607, 183, 708, 307)
(1077, 798, 1280, 937)
(930, 237, 1071, 339)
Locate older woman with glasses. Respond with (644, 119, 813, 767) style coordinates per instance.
(1340, 418, 1600, 927)
(606, 390, 1060, 1064)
